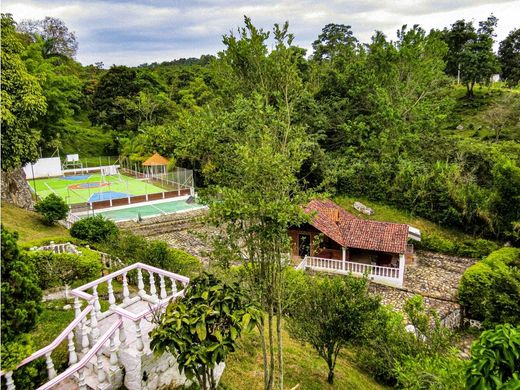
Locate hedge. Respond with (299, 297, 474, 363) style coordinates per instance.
(416, 234, 498, 259)
(458, 247, 520, 327)
(24, 249, 103, 290)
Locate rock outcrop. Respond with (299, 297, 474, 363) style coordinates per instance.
(1, 167, 34, 209)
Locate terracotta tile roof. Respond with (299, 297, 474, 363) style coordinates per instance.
(143, 153, 169, 166)
(304, 199, 409, 254)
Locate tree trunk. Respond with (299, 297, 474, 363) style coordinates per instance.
(267, 307, 275, 390)
(276, 299, 284, 390)
(327, 369, 334, 384)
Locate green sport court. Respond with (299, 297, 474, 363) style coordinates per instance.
(28, 173, 166, 205)
(91, 198, 204, 222)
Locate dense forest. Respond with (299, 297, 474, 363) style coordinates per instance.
(2, 12, 519, 244)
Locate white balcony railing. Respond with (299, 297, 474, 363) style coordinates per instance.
(298, 256, 404, 288)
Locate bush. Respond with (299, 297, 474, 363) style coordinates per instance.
(416, 234, 498, 259)
(98, 231, 201, 277)
(417, 234, 456, 253)
(458, 247, 520, 326)
(34, 194, 68, 225)
(394, 352, 466, 390)
(70, 215, 118, 243)
(25, 249, 103, 289)
(466, 324, 520, 389)
(356, 295, 455, 385)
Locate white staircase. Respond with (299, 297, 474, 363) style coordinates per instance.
(1, 263, 190, 390)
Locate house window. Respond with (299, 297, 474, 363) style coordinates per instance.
(298, 234, 311, 257)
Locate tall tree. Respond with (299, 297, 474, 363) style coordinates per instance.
(18, 16, 78, 58)
(312, 23, 358, 63)
(90, 65, 140, 130)
(498, 28, 520, 86)
(202, 19, 316, 390)
(444, 16, 499, 97)
(0, 14, 46, 171)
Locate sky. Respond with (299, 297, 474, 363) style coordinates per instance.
(3, 0, 520, 67)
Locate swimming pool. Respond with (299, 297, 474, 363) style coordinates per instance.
(89, 198, 205, 222)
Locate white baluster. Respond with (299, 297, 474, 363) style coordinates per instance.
(159, 275, 167, 300)
(109, 332, 119, 372)
(96, 350, 107, 386)
(170, 278, 177, 295)
(107, 278, 116, 307)
(92, 286, 101, 317)
(5, 371, 15, 390)
(149, 271, 157, 300)
(45, 352, 57, 380)
(81, 317, 90, 354)
(74, 297, 81, 318)
(122, 272, 130, 303)
(137, 268, 145, 297)
(78, 368, 87, 390)
(134, 319, 144, 353)
(90, 304, 99, 344)
(67, 331, 78, 365)
(119, 321, 127, 349)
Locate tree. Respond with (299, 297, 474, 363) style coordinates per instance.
(21, 36, 83, 151)
(286, 275, 380, 384)
(18, 16, 78, 58)
(34, 193, 68, 225)
(312, 23, 358, 62)
(90, 65, 140, 130)
(498, 28, 520, 86)
(1, 14, 46, 171)
(466, 324, 520, 389)
(442, 19, 476, 78)
(444, 16, 499, 97)
(150, 273, 259, 390)
(1, 226, 42, 370)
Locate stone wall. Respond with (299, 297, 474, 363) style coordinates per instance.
(1, 167, 34, 209)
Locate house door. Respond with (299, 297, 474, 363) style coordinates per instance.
(298, 234, 311, 257)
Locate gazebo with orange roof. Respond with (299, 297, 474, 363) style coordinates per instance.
(142, 152, 169, 178)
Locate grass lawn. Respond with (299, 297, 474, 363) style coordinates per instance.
(334, 195, 472, 241)
(1, 203, 69, 243)
(221, 325, 385, 390)
(28, 173, 166, 205)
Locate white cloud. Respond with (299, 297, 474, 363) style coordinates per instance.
(3, 0, 519, 66)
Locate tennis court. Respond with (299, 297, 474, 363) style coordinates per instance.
(91, 198, 204, 221)
(28, 173, 166, 205)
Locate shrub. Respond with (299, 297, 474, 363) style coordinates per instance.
(70, 215, 118, 243)
(416, 234, 456, 254)
(458, 247, 520, 326)
(394, 352, 466, 390)
(356, 295, 455, 385)
(466, 324, 520, 389)
(25, 249, 103, 289)
(150, 273, 259, 390)
(98, 231, 201, 277)
(1, 226, 42, 372)
(34, 194, 68, 225)
(416, 234, 498, 259)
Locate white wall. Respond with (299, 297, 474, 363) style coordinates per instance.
(23, 157, 62, 179)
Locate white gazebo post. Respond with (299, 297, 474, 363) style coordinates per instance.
(342, 247, 347, 271)
(398, 253, 405, 288)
